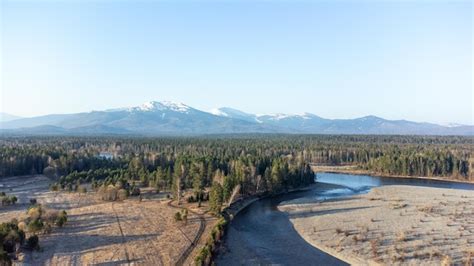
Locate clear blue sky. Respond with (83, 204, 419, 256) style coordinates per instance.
(1, 0, 472, 125)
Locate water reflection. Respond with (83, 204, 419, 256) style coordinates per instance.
(316, 172, 474, 191)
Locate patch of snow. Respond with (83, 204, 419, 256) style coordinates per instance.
(160, 101, 191, 113)
(140, 101, 157, 111)
(129, 101, 191, 113)
(257, 113, 314, 121)
(209, 108, 229, 117)
(441, 123, 465, 128)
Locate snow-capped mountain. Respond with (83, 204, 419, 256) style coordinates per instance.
(210, 108, 329, 131)
(209, 107, 322, 125)
(130, 101, 192, 113)
(0, 101, 272, 135)
(0, 101, 472, 136)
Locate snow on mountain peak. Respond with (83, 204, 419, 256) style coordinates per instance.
(160, 101, 191, 112)
(134, 101, 191, 113)
(139, 101, 158, 111)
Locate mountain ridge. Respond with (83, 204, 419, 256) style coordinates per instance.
(1, 101, 472, 136)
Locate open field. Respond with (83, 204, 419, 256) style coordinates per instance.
(279, 185, 474, 265)
(0, 175, 216, 265)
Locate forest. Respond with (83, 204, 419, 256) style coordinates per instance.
(0, 135, 472, 199)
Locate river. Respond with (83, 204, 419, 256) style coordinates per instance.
(215, 172, 474, 265)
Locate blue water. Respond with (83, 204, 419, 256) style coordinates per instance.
(216, 173, 474, 265)
(316, 172, 474, 199)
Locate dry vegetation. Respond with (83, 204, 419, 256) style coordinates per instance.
(279, 185, 474, 265)
(0, 175, 217, 265)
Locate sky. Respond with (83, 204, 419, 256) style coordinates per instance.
(1, 0, 472, 125)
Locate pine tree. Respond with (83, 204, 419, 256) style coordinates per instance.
(209, 182, 224, 213)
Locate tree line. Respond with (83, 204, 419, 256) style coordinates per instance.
(0, 135, 472, 185)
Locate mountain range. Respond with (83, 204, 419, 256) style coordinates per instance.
(1, 101, 472, 136)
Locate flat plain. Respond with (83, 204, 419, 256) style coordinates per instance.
(0, 175, 215, 265)
(279, 185, 474, 265)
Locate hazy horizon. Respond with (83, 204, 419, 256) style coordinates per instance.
(1, 0, 472, 125)
(0, 99, 473, 127)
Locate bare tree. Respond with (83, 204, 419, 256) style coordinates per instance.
(227, 184, 241, 207)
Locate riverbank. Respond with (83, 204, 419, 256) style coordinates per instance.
(279, 185, 474, 265)
(196, 182, 323, 265)
(312, 165, 474, 184)
(215, 182, 348, 265)
(223, 183, 319, 220)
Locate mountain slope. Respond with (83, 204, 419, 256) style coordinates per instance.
(210, 108, 473, 135)
(1, 101, 277, 135)
(0, 112, 21, 123)
(209, 107, 258, 123)
(1, 101, 472, 136)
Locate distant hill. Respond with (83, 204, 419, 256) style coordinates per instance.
(0, 112, 21, 123)
(211, 108, 473, 135)
(1, 101, 472, 136)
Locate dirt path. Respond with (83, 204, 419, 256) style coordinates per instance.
(167, 200, 207, 266)
(111, 203, 131, 265)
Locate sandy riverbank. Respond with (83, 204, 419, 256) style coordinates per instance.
(279, 185, 474, 265)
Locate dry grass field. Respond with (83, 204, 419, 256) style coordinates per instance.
(0, 175, 216, 265)
(279, 185, 474, 265)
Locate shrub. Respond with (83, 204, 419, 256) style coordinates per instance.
(43, 166, 56, 178)
(187, 195, 196, 203)
(26, 235, 39, 250)
(195, 245, 210, 266)
(0, 247, 10, 265)
(27, 206, 43, 220)
(182, 209, 188, 224)
(78, 186, 87, 194)
(174, 212, 182, 222)
(17, 221, 27, 232)
(55, 211, 68, 227)
(0, 220, 26, 259)
(1, 197, 9, 206)
(117, 189, 128, 201)
(28, 219, 44, 234)
(194, 217, 227, 266)
(50, 183, 60, 191)
(0, 195, 17, 206)
(130, 187, 141, 196)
